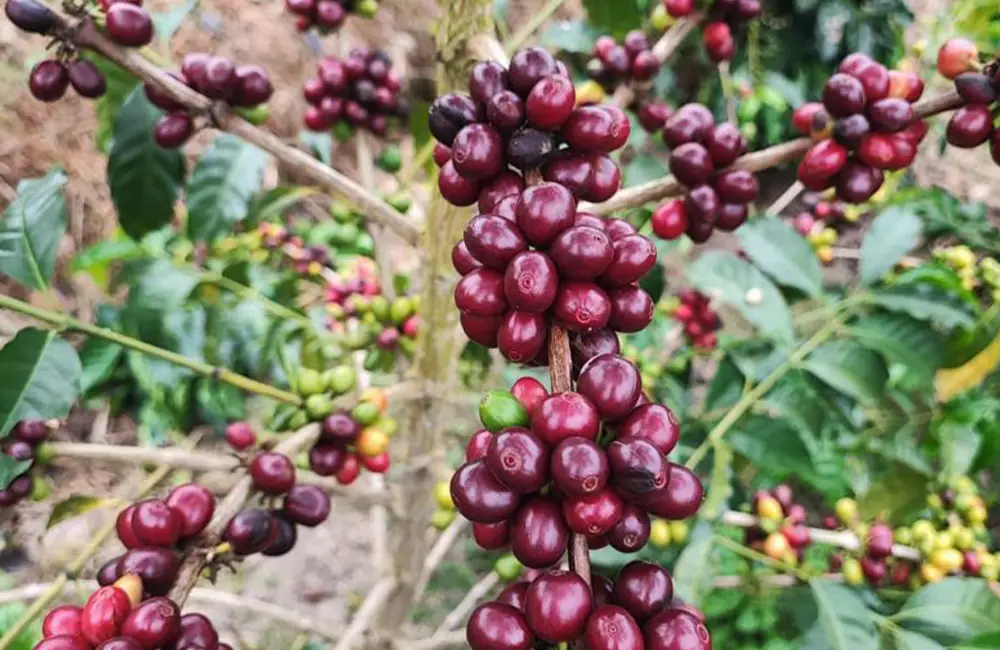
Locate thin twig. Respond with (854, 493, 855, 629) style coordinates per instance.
(413, 518, 469, 603)
(332, 578, 397, 650)
(432, 572, 499, 636)
(765, 180, 805, 215)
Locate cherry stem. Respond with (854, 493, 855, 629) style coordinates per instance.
(583, 89, 966, 215)
(0, 294, 303, 406)
(44, 6, 423, 245)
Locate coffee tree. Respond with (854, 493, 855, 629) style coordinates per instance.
(1, 0, 999, 649)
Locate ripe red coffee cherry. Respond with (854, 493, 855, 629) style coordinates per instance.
(80, 586, 132, 645)
(553, 281, 611, 332)
(497, 582, 529, 611)
(551, 436, 610, 497)
(97, 557, 123, 586)
(224, 421, 256, 451)
(613, 561, 673, 623)
(472, 520, 510, 550)
(715, 203, 749, 232)
(608, 285, 654, 333)
(451, 124, 505, 180)
(511, 376, 548, 415)
(669, 143, 714, 187)
(525, 571, 593, 643)
(642, 464, 704, 519)
(433, 143, 451, 167)
(526, 75, 576, 131)
(439, 160, 482, 206)
(585, 605, 643, 650)
(174, 613, 218, 650)
(608, 437, 668, 500)
(542, 154, 594, 198)
(857, 133, 896, 169)
(461, 313, 503, 347)
(652, 200, 687, 240)
(153, 113, 193, 149)
(233, 65, 274, 106)
(456, 268, 508, 317)
(283, 484, 331, 527)
(250, 452, 296, 495)
(569, 328, 620, 371)
(867, 96, 914, 132)
(322, 411, 361, 444)
(309, 443, 346, 477)
(43, 605, 83, 638)
(68, 59, 106, 98)
(946, 105, 993, 148)
(501, 252, 557, 314)
(466, 430, 493, 462)
(450, 459, 521, 523)
(563, 487, 624, 536)
(451, 241, 483, 276)
(464, 215, 527, 271)
(223, 509, 278, 555)
(609, 503, 651, 553)
(469, 61, 509, 106)
(34, 636, 92, 650)
(861, 556, 887, 584)
(486, 427, 550, 494)
(515, 182, 576, 247)
(577, 354, 641, 422)
(644, 609, 712, 650)
(14, 419, 48, 444)
(116, 505, 142, 549)
(119, 548, 180, 596)
(549, 225, 613, 281)
(466, 602, 534, 650)
(702, 21, 734, 62)
(713, 170, 759, 204)
(119, 597, 181, 650)
(792, 102, 825, 135)
(478, 171, 524, 213)
(600, 234, 657, 287)
(866, 522, 894, 558)
(262, 513, 297, 556)
(96, 637, 144, 650)
(822, 73, 866, 117)
(587, 154, 623, 202)
(508, 46, 560, 96)
(104, 4, 154, 47)
(131, 499, 182, 547)
(666, 0, 694, 16)
(798, 139, 848, 189)
(632, 50, 660, 81)
(705, 123, 746, 168)
(637, 102, 673, 133)
(29, 60, 69, 102)
(846, 60, 890, 103)
(937, 38, 979, 80)
(563, 106, 629, 153)
(532, 392, 600, 445)
(336, 453, 362, 485)
(887, 70, 924, 102)
(835, 161, 883, 203)
(510, 496, 569, 568)
(617, 404, 680, 455)
(498, 311, 548, 362)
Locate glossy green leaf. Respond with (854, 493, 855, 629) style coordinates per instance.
(79, 338, 124, 395)
(47, 495, 111, 529)
(737, 217, 823, 297)
(541, 19, 600, 53)
(703, 357, 744, 413)
(0, 456, 31, 490)
(90, 55, 139, 152)
(672, 521, 714, 607)
(0, 328, 81, 439)
(857, 463, 929, 523)
(957, 632, 1000, 649)
(187, 135, 269, 241)
(868, 284, 975, 329)
(810, 579, 879, 650)
(108, 88, 185, 239)
(859, 206, 923, 286)
(894, 578, 1000, 645)
(848, 314, 944, 383)
(728, 416, 816, 480)
(687, 251, 794, 341)
(0, 168, 67, 290)
(581, 0, 643, 38)
(803, 340, 888, 402)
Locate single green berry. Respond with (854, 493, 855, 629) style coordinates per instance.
(325, 365, 357, 395)
(31, 476, 50, 501)
(369, 296, 390, 322)
(332, 121, 353, 142)
(352, 401, 380, 426)
(389, 297, 414, 324)
(289, 409, 309, 429)
(356, 0, 378, 18)
(377, 415, 398, 437)
(434, 481, 454, 510)
(236, 104, 270, 125)
(386, 192, 412, 214)
(835, 497, 858, 525)
(330, 201, 354, 223)
(478, 390, 530, 432)
(493, 553, 523, 582)
(355, 233, 376, 258)
(305, 394, 335, 420)
(376, 145, 402, 173)
(297, 368, 326, 396)
(430, 508, 455, 530)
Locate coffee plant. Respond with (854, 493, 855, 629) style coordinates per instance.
(1, 0, 1000, 649)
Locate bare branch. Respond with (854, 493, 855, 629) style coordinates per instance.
(432, 572, 499, 636)
(332, 577, 397, 650)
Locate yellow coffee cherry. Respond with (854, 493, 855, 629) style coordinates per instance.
(967, 504, 988, 525)
(926, 493, 943, 510)
(835, 498, 858, 525)
(650, 4, 674, 30)
(952, 526, 975, 550)
(921, 562, 944, 584)
(934, 531, 954, 551)
(763, 532, 791, 560)
(843, 206, 861, 223)
(911, 519, 935, 541)
(816, 246, 835, 265)
(820, 227, 838, 246)
(843, 558, 864, 585)
(650, 519, 671, 548)
(669, 520, 690, 544)
(576, 80, 606, 106)
(757, 495, 784, 521)
(434, 481, 454, 510)
(355, 426, 389, 457)
(894, 526, 913, 546)
(931, 548, 964, 573)
(430, 509, 455, 530)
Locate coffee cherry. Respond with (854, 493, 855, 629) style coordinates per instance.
(464, 215, 527, 271)
(715, 203, 749, 232)
(510, 496, 569, 568)
(666, 0, 694, 16)
(683, 185, 720, 229)
(822, 73, 866, 117)
(563, 106, 629, 153)
(5, 0, 56, 34)
(833, 114, 871, 149)
(549, 226, 614, 281)
(609, 503, 651, 553)
(638, 102, 673, 133)
(937, 38, 979, 80)
(515, 182, 576, 247)
(508, 46, 560, 96)
(450, 459, 520, 523)
(857, 133, 895, 169)
(131, 499, 182, 547)
(713, 170, 759, 203)
(526, 75, 575, 131)
(542, 155, 594, 199)
(282, 484, 331, 527)
(478, 172, 524, 213)
(335, 453, 362, 485)
(486, 428, 550, 493)
(600, 235, 657, 287)
(868, 98, 914, 133)
(946, 105, 993, 148)
(954, 72, 997, 104)
(429, 93, 480, 146)
(888, 70, 924, 102)
(612, 561, 672, 623)
(472, 520, 510, 549)
(456, 268, 507, 317)
(250, 452, 295, 495)
(43, 606, 84, 638)
(867, 522, 893, 558)
(224, 509, 278, 555)
(118, 548, 179, 596)
(798, 139, 848, 189)
(438, 160, 481, 206)
(105, 4, 154, 47)
(452, 124, 505, 180)
(119, 597, 180, 650)
(848, 60, 890, 103)
(577, 354, 641, 422)
(584, 605, 643, 650)
(835, 161, 883, 203)
(66, 59, 107, 98)
(461, 313, 503, 347)
(29, 60, 69, 102)
(550, 437, 610, 496)
(651, 200, 687, 240)
(617, 404, 680, 455)
(224, 422, 256, 451)
(153, 114, 193, 149)
(115, 506, 142, 549)
(643, 609, 712, 650)
(173, 613, 218, 650)
(497, 583, 529, 610)
(309, 443, 346, 477)
(553, 281, 611, 332)
(702, 21, 734, 62)
(525, 571, 593, 642)
(669, 143, 714, 187)
(80, 586, 132, 645)
(233, 65, 273, 106)
(563, 487, 624, 536)
(467, 602, 533, 650)
(506, 127, 556, 170)
(95, 638, 143, 650)
(642, 464, 704, 519)
(532, 391, 600, 446)
(469, 61, 509, 107)
(608, 437, 668, 499)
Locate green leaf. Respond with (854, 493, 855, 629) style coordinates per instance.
(0, 328, 81, 438)
(894, 578, 1000, 645)
(893, 630, 947, 650)
(810, 579, 879, 650)
(0, 455, 31, 490)
(803, 340, 889, 402)
(703, 357, 744, 413)
(857, 463, 930, 523)
(79, 338, 124, 395)
(0, 168, 67, 290)
(47, 495, 111, 529)
(859, 207, 923, 286)
(541, 19, 600, 53)
(957, 632, 1000, 649)
(728, 416, 817, 480)
(672, 522, 714, 607)
(248, 186, 319, 223)
(624, 154, 668, 188)
(108, 88, 186, 240)
(90, 54, 139, 152)
(687, 251, 794, 341)
(737, 217, 823, 297)
(938, 420, 982, 480)
(187, 135, 269, 242)
(868, 284, 976, 330)
(848, 314, 945, 383)
(701, 442, 732, 518)
(152, 0, 196, 41)
(70, 235, 143, 289)
(581, 0, 643, 38)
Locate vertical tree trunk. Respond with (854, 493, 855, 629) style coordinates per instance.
(378, 0, 496, 638)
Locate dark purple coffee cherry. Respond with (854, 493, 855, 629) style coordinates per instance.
(428, 93, 480, 146)
(613, 560, 673, 623)
(469, 61, 510, 107)
(549, 226, 614, 281)
(553, 281, 611, 332)
(504, 251, 559, 313)
(464, 215, 528, 270)
(617, 404, 680, 455)
(5, 0, 57, 34)
(466, 602, 534, 650)
(223, 509, 278, 556)
(570, 328, 620, 370)
(608, 437, 668, 500)
(104, 3, 154, 47)
(450, 459, 521, 523)
(608, 503, 651, 553)
(498, 311, 548, 364)
(524, 571, 593, 642)
(599, 235, 657, 287)
(68, 59, 106, 98)
(486, 427, 549, 493)
(153, 113, 193, 149)
(551, 436, 610, 496)
(506, 127, 556, 170)
(641, 464, 704, 519)
(510, 496, 569, 568)
(282, 484, 331, 527)
(508, 46, 560, 96)
(262, 514, 297, 556)
(643, 610, 712, 650)
(452, 123, 505, 180)
(28, 60, 69, 102)
(608, 285, 654, 333)
(486, 90, 526, 132)
(516, 182, 576, 247)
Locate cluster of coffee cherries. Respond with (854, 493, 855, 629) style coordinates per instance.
(303, 49, 407, 137)
(451, 369, 703, 566)
(586, 31, 662, 89)
(283, 0, 376, 33)
(663, 0, 762, 63)
(0, 420, 49, 508)
(145, 52, 274, 149)
(467, 560, 710, 650)
(255, 222, 340, 277)
(744, 485, 812, 566)
(430, 47, 627, 206)
(793, 53, 927, 203)
(650, 105, 757, 243)
(670, 289, 721, 349)
(333, 291, 421, 369)
(936, 40, 1000, 164)
(35, 574, 234, 650)
(934, 245, 1000, 298)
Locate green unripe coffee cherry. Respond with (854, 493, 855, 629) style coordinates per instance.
(376, 145, 402, 173)
(236, 104, 270, 125)
(912, 519, 935, 540)
(377, 415, 398, 437)
(296, 368, 326, 396)
(430, 509, 455, 530)
(334, 222, 362, 246)
(434, 481, 454, 510)
(352, 402, 380, 426)
(34, 443, 55, 465)
(369, 296, 390, 322)
(31, 476, 51, 501)
(953, 475, 977, 495)
(493, 553, 523, 582)
(332, 121, 353, 142)
(834, 497, 858, 525)
(953, 526, 976, 550)
(356, 0, 378, 18)
(894, 526, 913, 546)
(355, 233, 376, 258)
(398, 337, 416, 358)
(289, 409, 309, 429)
(305, 394, 336, 420)
(389, 297, 415, 324)
(330, 201, 354, 223)
(479, 390, 530, 432)
(385, 192, 412, 214)
(926, 493, 943, 510)
(324, 365, 357, 395)
(842, 558, 864, 585)
(934, 531, 954, 551)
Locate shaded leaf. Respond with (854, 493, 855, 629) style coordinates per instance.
(737, 217, 823, 296)
(299, 129, 332, 166)
(187, 135, 269, 241)
(849, 313, 944, 383)
(957, 632, 1000, 649)
(938, 420, 982, 479)
(810, 579, 879, 650)
(892, 630, 947, 650)
(541, 19, 600, 53)
(108, 88, 185, 239)
(803, 340, 888, 402)
(47, 495, 110, 529)
(857, 463, 930, 523)
(701, 442, 732, 518)
(703, 357, 744, 413)
(728, 416, 816, 480)
(943, 307, 1000, 369)
(0, 168, 67, 290)
(687, 251, 794, 341)
(0, 456, 31, 490)
(859, 207, 923, 286)
(672, 521, 714, 607)
(581, 0, 643, 38)
(79, 338, 124, 395)
(0, 329, 81, 438)
(624, 154, 668, 188)
(894, 578, 1000, 645)
(868, 284, 975, 329)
